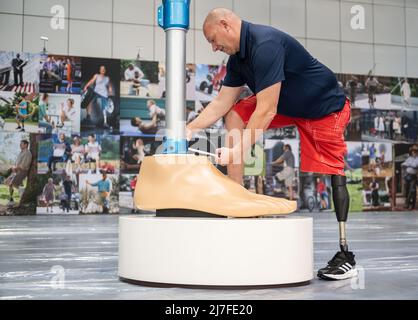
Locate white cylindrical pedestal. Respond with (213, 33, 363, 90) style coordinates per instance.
(119, 216, 313, 288)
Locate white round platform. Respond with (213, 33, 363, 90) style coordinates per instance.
(118, 215, 313, 288)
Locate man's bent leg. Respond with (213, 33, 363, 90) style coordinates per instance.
(228, 95, 295, 185)
(224, 109, 245, 185)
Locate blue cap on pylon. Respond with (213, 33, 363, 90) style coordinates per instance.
(158, 0, 190, 30)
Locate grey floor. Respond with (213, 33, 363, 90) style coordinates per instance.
(1, 212, 418, 300)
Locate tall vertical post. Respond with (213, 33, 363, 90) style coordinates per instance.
(158, 0, 190, 154)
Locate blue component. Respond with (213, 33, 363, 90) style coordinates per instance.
(163, 138, 188, 154)
(158, 0, 190, 30)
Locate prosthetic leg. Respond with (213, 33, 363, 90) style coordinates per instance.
(331, 175, 349, 252)
(317, 175, 357, 280)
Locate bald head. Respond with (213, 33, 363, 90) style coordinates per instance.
(203, 8, 237, 29)
(203, 8, 242, 55)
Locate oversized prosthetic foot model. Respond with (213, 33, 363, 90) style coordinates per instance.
(120, 154, 312, 288)
(134, 154, 297, 217)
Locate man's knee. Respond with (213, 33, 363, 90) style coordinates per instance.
(224, 108, 242, 126)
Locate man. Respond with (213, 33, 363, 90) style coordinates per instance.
(124, 64, 150, 96)
(87, 172, 111, 213)
(130, 115, 158, 134)
(369, 178, 380, 208)
(2, 140, 32, 205)
(47, 133, 71, 173)
(347, 75, 358, 106)
(365, 76, 379, 109)
(124, 63, 143, 81)
(272, 144, 295, 200)
(63, 175, 73, 213)
(401, 145, 418, 210)
(12, 53, 26, 86)
(186, 8, 355, 280)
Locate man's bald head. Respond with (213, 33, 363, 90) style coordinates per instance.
(203, 8, 237, 29)
(202, 8, 242, 55)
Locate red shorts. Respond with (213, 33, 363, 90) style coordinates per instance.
(232, 95, 351, 176)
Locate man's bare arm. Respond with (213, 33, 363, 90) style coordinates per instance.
(239, 82, 281, 154)
(186, 86, 242, 138)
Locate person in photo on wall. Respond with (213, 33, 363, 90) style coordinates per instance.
(38, 93, 54, 133)
(400, 78, 411, 110)
(378, 114, 385, 139)
(86, 172, 111, 214)
(85, 134, 102, 174)
(347, 75, 358, 107)
(1, 139, 32, 205)
(370, 178, 380, 208)
(12, 53, 26, 86)
(62, 175, 74, 213)
(47, 133, 71, 173)
(316, 177, 329, 210)
(70, 135, 85, 173)
(65, 58, 74, 94)
(393, 113, 402, 140)
(368, 143, 377, 173)
(272, 144, 295, 200)
(366, 75, 379, 109)
(146, 99, 166, 128)
(132, 138, 145, 165)
(130, 114, 158, 134)
(15, 96, 28, 132)
(130, 175, 138, 213)
(124, 63, 150, 96)
(402, 145, 418, 210)
(83, 65, 114, 129)
(41, 177, 55, 213)
(42, 57, 62, 92)
(57, 98, 77, 128)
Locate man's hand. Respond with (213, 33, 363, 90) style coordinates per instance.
(215, 147, 241, 166)
(185, 126, 193, 141)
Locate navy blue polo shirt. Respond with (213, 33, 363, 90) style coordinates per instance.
(223, 21, 346, 119)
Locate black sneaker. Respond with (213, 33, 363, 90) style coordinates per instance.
(317, 251, 358, 280)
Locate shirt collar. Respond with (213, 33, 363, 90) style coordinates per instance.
(238, 20, 249, 59)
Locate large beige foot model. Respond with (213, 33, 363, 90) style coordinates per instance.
(134, 154, 296, 217)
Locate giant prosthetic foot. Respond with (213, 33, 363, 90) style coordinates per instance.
(134, 154, 297, 217)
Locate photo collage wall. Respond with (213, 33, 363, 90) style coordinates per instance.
(0, 50, 417, 215)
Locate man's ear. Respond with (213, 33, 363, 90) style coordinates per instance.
(220, 19, 229, 31)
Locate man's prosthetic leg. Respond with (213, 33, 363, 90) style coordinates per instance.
(317, 174, 357, 280)
(331, 175, 349, 252)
